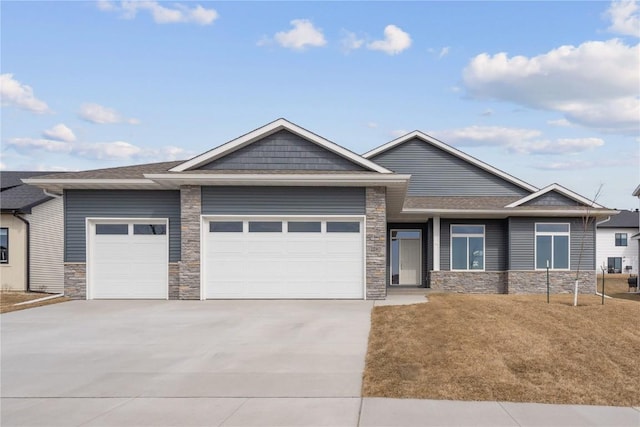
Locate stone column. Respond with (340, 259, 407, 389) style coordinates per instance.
(178, 185, 201, 299)
(366, 186, 387, 299)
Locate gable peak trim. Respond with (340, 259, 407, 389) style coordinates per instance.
(363, 130, 538, 193)
(505, 183, 604, 208)
(169, 118, 392, 174)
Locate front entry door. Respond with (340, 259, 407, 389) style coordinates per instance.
(390, 229, 422, 286)
(399, 239, 421, 284)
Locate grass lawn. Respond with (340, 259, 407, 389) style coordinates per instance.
(363, 293, 640, 407)
(597, 274, 640, 302)
(0, 292, 69, 314)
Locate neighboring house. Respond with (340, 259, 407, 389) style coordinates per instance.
(633, 185, 640, 275)
(596, 210, 640, 274)
(24, 119, 616, 300)
(0, 172, 65, 293)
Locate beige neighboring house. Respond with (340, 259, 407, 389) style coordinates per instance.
(0, 172, 64, 293)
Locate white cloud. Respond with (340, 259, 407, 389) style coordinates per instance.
(42, 124, 76, 143)
(341, 31, 364, 53)
(367, 25, 412, 55)
(463, 39, 640, 133)
(547, 118, 573, 127)
(98, 1, 218, 25)
(432, 125, 604, 155)
(439, 46, 450, 58)
(78, 103, 139, 125)
(270, 19, 327, 51)
(606, 0, 640, 37)
(6, 137, 72, 154)
(533, 157, 636, 170)
(0, 74, 50, 114)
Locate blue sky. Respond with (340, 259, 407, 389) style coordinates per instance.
(2, 1, 639, 209)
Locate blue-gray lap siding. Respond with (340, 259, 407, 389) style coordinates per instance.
(508, 217, 595, 271)
(64, 190, 181, 262)
(201, 186, 366, 215)
(439, 219, 508, 271)
(522, 191, 579, 206)
(370, 138, 531, 197)
(198, 130, 367, 171)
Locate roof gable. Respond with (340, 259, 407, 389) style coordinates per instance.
(170, 118, 391, 174)
(196, 129, 366, 172)
(506, 184, 603, 208)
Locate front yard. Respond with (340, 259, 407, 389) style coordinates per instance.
(0, 292, 69, 314)
(363, 293, 640, 407)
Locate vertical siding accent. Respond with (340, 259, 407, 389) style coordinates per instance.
(64, 190, 181, 262)
(370, 138, 531, 197)
(440, 219, 507, 271)
(29, 197, 64, 293)
(522, 191, 580, 206)
(202, 186, 365, 215)
(198, 130, 366, 171)
(508, 217, 596, 271)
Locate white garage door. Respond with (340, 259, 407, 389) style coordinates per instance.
(204, 217, 365, 299)
(88, 220, 168, 299)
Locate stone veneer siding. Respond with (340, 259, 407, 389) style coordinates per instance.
(507, 270, 596, 294)
(64, 263, 86, 299)
(168, 262, 180, 299)
(430, 271, 507, 293)
(178, 185, 201, 299)
(366, 187, 387, 299)
(429, 270, 596, 294)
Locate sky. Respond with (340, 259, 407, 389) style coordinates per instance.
(1, 0, 639, 209)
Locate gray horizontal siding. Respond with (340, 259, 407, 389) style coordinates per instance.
(65, 190, 181, 262)
(199, 130, 366, 171)
(370, 138, 530, 197)
(440, 219, 508, 271)
(522, 191, 578, 206)
(202, 186, 365, 215)
(508, 217, 595, 271)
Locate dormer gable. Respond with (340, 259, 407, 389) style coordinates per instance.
(505, 184, 603, 208)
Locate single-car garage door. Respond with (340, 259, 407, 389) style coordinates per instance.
(88, 220, 168, 299)
(203, 216, 365, 299)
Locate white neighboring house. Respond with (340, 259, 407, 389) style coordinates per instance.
(596, 209, 639, 274)
(0, 171, 64, 293)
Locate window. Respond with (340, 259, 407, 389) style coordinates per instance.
(133, 224, 166, 235)
(535, 223, 569, 269)
(95, 224, 128, 235)
(615, 233, 628, 247)
(210, 221, 243, 232)
(326, 222, 360, 233)
(450, 225, 484, 270)
(607, 257, 622, 274)
(0, 228, 8, 264)
(288, 221, 321, 233)
(248, 221, 282, 232)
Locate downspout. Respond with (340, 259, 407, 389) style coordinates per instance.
(12, 211, 31, 292)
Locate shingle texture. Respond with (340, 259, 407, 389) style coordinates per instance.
(598, 210, 639, 228)
(33, 161, 182, 180)
(0, 171, 58, 212)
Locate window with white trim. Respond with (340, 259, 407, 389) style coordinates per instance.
(615, 233, 627, 247)
(535, 223, 569, 270)
(451, 225, 484, 271)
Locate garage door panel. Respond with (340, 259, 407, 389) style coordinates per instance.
(205, 217, 364, 299)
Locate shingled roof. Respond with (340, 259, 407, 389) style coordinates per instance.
(598, 210, 639, 228)
(0, 171, 62, 213)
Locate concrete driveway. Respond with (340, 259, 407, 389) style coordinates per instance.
(1, 299, 373, 426)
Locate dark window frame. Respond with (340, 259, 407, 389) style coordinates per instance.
(95, 224, 129, 235)
(210, 221, 244, 233)
(248, 221, 283, 233)
(615, 233, 628, 247)
(0, 227, 8, 264)
(326, 221, 360, 233)
(133, 224, 167, 235)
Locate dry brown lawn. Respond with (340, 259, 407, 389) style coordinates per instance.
(597, 274, 640, 302)
(363, 293, 640, 406)
(0, 292, 69, 314)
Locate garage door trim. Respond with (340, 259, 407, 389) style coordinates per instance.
(86, 217, 170, 300)
(200, 214, 367, 300)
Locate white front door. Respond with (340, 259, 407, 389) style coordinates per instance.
(203, 216, 365, 299)
(399, 239, 421, 285)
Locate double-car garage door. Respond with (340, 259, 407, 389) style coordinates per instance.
(88, 216, 364, 299)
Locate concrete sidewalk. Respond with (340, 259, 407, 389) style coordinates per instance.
(2, 397, 638, 426)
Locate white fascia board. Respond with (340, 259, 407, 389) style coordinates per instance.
(363, 131, 539, 193)
(145, 173, 410, 187)
(169, 118, 392, 174)
(21, 178, 159, 194)
(22, 178, 153, 185)
(505, 183, 604, 208)
(401, 208, 618, 217)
